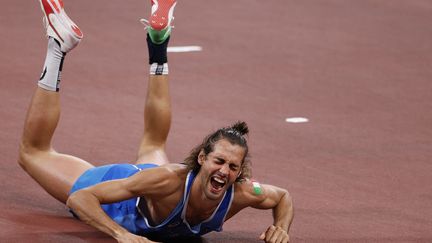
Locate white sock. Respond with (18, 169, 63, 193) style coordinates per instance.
(38, 37, 66, 92)
(150, 63, 168, 75)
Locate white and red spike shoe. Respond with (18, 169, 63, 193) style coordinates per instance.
(149, 0, 177, 31)
(140, 0, 177, 44)
(39, 0, 83, 53)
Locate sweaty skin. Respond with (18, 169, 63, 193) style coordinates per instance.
(67, 139, 293, 243)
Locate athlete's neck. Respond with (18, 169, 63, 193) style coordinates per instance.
(186, 176, 222, 225)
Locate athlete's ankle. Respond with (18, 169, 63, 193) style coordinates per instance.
(147, 33, 169, 65)
(38, 37, 66, 92)
(148, 27, 171, 45)
(149, 63, 168, 75)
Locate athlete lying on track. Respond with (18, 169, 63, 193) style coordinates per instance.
(18, 0, 293, 242)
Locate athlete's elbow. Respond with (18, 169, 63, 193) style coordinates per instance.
(282, 190, 294, 222)
(66, 190, 89, 211)
(277, 189, 293, 210)
(284, 190, 293, 206)
(66, 191, 79, 209)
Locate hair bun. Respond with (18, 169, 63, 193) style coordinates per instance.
(230, 121, 249, 136)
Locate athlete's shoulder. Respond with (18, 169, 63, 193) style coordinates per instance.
(225, 178, 267, 219)
(127, 164, 187, 196)
(233, 178, 266, 204)
(159, 163, 189, 179)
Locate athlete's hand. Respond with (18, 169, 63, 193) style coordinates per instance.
(115, 232, 160, 243)
(259, 225, 290, 243)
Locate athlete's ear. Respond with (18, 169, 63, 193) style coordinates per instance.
(198, 149, 206, 165)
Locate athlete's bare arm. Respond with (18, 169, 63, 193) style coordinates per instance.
(66, 164, 185, 242)
(228, 181, 293, 243)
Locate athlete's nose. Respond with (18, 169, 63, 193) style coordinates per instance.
(219, 164, 230, 175)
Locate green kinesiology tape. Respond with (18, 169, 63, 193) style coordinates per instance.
(148, 27, 171, 44)
(252, 180, 263, 195)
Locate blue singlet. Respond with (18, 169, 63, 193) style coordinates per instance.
(70, 164, 234, 238)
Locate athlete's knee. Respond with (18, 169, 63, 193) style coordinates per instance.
(137, 145, 169, 164)
(18, 142, 48, 171)
(18, 143, 32, 170)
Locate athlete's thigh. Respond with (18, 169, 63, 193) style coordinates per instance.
(135, 147, 170, 166)
(21, 150, 93, 203)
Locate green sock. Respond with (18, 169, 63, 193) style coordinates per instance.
(148, 27, 171, 44)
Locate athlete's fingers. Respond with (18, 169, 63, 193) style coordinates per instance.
(283, 234, 290, 243)
(260, 232, 266, 240)
(268, 226, 281, 243)
(264, 225, 289, 243)
(272, 232, 282, 243)
(144, 238, 160, 243)
(264, 225, 276, 242)
(278, 229, 289, 243)
(274, 230, 286, 243)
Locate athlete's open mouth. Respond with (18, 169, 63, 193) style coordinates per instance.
(210, 176, 226, 191)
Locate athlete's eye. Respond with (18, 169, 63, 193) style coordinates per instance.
(230, 165, 239, 171)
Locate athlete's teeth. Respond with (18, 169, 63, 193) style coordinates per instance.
(214, 177, 225, 184)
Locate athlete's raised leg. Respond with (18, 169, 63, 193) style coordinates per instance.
(18, 0, 92, 204)
(136, 0, 177, 165)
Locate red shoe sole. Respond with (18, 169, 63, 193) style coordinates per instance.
(150, 0, 177, 31)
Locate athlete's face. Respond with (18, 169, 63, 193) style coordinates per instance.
(198, 139, 245, 201)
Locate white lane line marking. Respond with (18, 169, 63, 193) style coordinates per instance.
(285, 117, 309, 123)
(167, 46, 203, 53)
